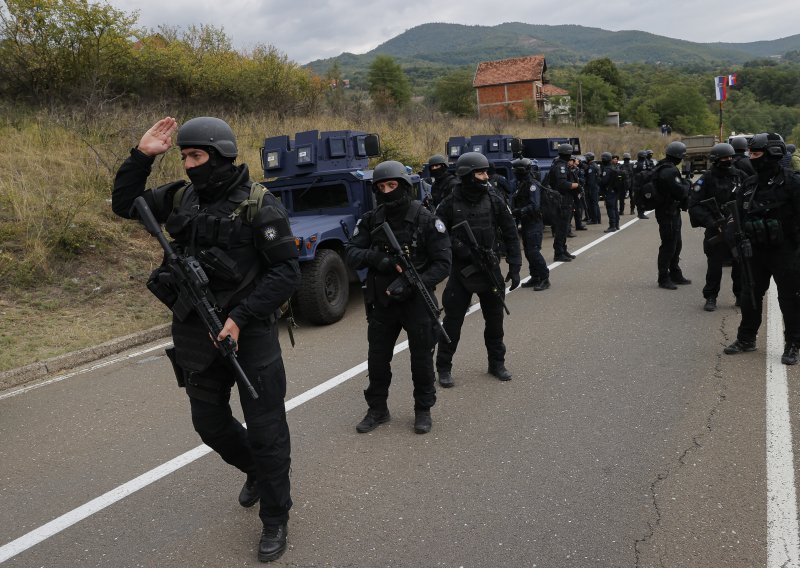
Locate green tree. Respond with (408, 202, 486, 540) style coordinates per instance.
(582, 57, 623, 92)
(571, 73, 618, 125)
(0, 0, 137, 103)
(432, 68, 475, 116)
(651, 83, 715, 134)
(367, 55, 411, 111)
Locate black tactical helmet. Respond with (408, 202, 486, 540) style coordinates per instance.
(730, 137, 749, 152)
(177, 116, 237, 158)
(584, 151, 595, 161)
(557, 143, 573, 157)
(787, 144, 796, 154)
(600, 151, 612, 162)
(748, 132, 786, 159)
(511, 157, 532, 171)
(455, 152, 490, 177)
(709, 143, 735, 163)
(646, 149, 654, 157)
(665, 141, 687, 160)
(623, 152, 631, 160)
(372, 160, 412, 186)
(428, 154, 448, 167)
(637, 150, 647, 160)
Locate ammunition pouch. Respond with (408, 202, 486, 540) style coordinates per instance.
(745, 217, 783, 246)
(197, 247, 243, 284)
(146, 265, 179, 309)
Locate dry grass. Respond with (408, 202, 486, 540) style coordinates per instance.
(0, 105, 668, 372)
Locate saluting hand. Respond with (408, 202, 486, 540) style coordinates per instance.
(138, 116, 178, 157)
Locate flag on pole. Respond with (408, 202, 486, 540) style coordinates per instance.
(714, 75, 728, 101)
(728, 73, 737, 87)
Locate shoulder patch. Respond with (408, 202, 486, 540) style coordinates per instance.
(675, 176, 682, 184)
(434, 219, 446, 234)
(560, 167, 566, 173)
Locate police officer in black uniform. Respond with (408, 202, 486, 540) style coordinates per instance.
(111, 116, 299, 562)
(632, 150, 651, 219)
(599, 151, 623, 232)
(723, 133, 800, 365)
(426, 154, 458, 207)
(547, 144, 579, 262)
(435, 152, 522, 387)
(345, 161, 451, 433)
(512, 158, 550, 291)
(582, 152, 601, 224)
(688, 143, 743, 311)
(654, 141, 692, 289)
(620, 152, 634, 214)
(730, 137, 756, 177)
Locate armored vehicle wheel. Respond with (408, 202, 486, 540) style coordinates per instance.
(297, 249, 349, 325)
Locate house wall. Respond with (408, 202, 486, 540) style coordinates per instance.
(476, 82, 537, 120)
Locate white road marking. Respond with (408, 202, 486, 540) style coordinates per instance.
(0, 342, 173, 401)
(765, 282, 800, 567)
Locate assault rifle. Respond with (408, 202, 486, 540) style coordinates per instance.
(698, 197, 726, 247)
(371, 222, 451, 343)
(452, 220, 510, 315)
(724, 199, 757, 309)
(133, 196, 259, 399)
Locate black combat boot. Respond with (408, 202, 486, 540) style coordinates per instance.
(533, 278, 550, 291)
(521, 278, 538, 288)
(238, 474, 259, 508)
(782, 343, 799, 365)
(565, 252, 576, 259)
(604, 225, 615, 233)
(554, 255, 572, 262)
(488, 362, 512, 381)
(438, 369, 454, 388)
(703, 297, 717, 312)
(258, 523, 288, 562)
(414, 410, 432, 434)
(671, 273, 692, 285)
(356, 409, 390, 433)
(724, 339, 757, 355)
(638, 213, 649, 219)
(658, 279, 677, 290)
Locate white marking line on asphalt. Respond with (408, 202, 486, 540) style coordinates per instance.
(0, 217, 648, 563)
(0, 342, 174, 401)
(765, 282, 800, 567)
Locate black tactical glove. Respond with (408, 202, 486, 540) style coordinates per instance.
(505, 265, 521, 291)
(451, 238, 472, 260)
(367, 250, 395, 273)
(386, 274, 413, 302)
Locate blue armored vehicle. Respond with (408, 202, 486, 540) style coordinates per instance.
(261, 129, 427, 325)
(434, 135, 581, 189)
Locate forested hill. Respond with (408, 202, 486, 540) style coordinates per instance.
(306, 21, 800, 75)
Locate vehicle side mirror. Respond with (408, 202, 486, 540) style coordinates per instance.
(364, 134, 381, 157)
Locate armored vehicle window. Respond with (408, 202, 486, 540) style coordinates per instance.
(294, 182, 350, 212)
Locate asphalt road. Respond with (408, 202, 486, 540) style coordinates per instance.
(1, 210, 798, 567)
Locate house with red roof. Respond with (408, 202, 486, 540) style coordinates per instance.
(473, 55, 571, 122)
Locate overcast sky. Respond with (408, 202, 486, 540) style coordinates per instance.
(106, 0, 800, 64)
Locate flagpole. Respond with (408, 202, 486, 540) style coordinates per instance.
(719, 100, 724, 142)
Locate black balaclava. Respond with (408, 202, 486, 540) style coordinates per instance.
(185, 146, 238, 202)
(751, 153, 781, 178)
(460, 172, 489, 203)
(376, 180, 411, 218)
(430, 165, 447, 180)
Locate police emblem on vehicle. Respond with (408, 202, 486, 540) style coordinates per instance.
(264, 226, 278, 241)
